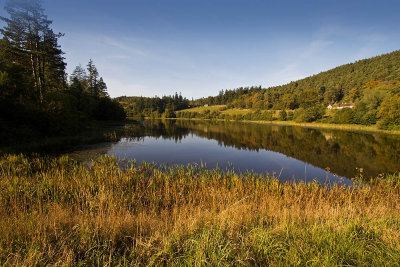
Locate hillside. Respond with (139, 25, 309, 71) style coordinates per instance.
(117, 50, 400, 129)
(185, 50, 400, 129)
(195, 50, 400, 108)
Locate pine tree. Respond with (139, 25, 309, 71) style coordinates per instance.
(86, 59, 99, 96)
(85, 60, 108, 97)
(69, 65, 87, 93)
(97, 77, 108, 97)
(70, 65, 87, 84)
(0, 0, 66, 104)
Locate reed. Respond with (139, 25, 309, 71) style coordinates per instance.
(0, 155, 399, 266)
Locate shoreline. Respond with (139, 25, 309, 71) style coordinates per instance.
(170, 117, 400, 135)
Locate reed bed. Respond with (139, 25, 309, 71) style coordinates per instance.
(0, 155, 399, 266)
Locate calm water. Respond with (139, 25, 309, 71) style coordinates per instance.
(70, 120, 400, 184)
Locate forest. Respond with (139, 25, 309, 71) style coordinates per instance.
(0, 0, 126, 144)
(179, 51, 400, 129)
(116, 93, 190, 120)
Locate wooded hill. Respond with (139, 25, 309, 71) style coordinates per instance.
(188, 50, 400, 129)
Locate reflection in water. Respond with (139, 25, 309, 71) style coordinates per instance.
(73, 120, 400, 183)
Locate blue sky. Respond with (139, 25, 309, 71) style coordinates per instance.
(1, 0, 399, 98)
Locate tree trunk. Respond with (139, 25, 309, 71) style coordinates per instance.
(35, 40, 43, 104)
(29, 41, 38, 95)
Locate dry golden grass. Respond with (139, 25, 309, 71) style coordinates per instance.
(0, 155, 400, 266)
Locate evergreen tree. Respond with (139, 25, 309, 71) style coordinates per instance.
(97, 77, 108, 97)
(70, 64, 87, 84)
(87, 59, 99, 96)
(0, 0, 66, 104)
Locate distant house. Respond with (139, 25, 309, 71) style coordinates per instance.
(327, 103, 355, 110)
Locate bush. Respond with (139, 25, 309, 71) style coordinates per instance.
(162, 109, 176, 119)
(279, 109, 287, 121)
(294, 106, 325, 122)
(332, 108, 354, 124)
(377, 95, 400, 128)
(261, 111, 273, 121)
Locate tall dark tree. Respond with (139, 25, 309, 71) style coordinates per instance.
(84, 59, 108, 97)
(0, 0, 66, 103)
(97, 77, 108, 97)
(86, 59, 99, 96)
(69, 64, 87, 92)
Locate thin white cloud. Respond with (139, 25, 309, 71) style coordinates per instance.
(315, 24, 390, 60)
(101, 36, 148, 57)
(105, 55, 131, 60)
(301, 40, 334, 59)
(264, 39, 334, 87)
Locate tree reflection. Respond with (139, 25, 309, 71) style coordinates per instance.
(119, 120, 400, 178)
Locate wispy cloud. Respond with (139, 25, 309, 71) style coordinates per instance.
(301, 40, 334, 59)
(315, 24, 390, 60)
(264, 39, 334, 87)
(101, 36, 148, 57)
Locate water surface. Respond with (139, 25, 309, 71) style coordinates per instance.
(70, 120, 400, 184)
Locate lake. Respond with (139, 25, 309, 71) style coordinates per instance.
(69, 119, 400, 184)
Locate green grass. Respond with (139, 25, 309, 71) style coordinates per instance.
(177, 105, 253, 116)
(220, 108, 252, 116)
(178, 105, 227, 113)
(246, 120, 400, 135)
(1, 154, 400, 265)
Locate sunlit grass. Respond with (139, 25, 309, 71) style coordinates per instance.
(220, 108, 252, 116)
(177, 105, 227, 113)
(0, 155, 399, 265)
(247, 120, 400, 135)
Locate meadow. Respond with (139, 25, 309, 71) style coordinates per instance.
(1, 155, 400, 266)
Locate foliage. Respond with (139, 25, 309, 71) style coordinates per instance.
(0, 0, 125, 142)
(0, 0, 66, 103)
(279, 109, 287, 121)
(332, 108, 355, 124)
(117, 93, 189, 119)
(377, 95, 400, 129)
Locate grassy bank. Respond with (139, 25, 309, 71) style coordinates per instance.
(173, 117, 400, 135)
(176, 105, 400, 135)
(1, 155, 400, 265)
(245, 120, 400, 135)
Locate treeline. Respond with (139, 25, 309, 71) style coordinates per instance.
(178, 108, 286, 121)
(116, 93, 190, 120)
(176, 107, 327, 123)
(0, 0, 125, 142)
(190, 51, 400, 129)
(192, 86, 263, 107)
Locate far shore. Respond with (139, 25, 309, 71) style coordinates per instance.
(155, 117, 400, 136)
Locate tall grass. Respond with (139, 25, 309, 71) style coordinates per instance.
(0, 155, 399, 265)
